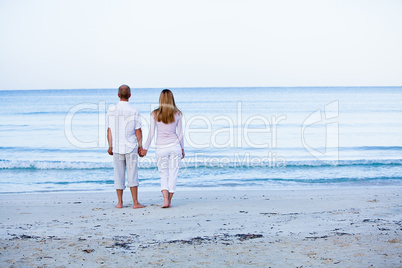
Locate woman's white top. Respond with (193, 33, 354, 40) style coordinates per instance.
(144, 113, 184, 150)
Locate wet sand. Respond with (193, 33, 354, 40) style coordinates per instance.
(0, 186, 401, 267)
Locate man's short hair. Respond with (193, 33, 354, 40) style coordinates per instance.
(118, 85, 131, 99)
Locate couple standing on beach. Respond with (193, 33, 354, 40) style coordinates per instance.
(106, 85, 185, 209)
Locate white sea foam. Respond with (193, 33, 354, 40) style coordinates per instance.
(1, 158, 401, 170)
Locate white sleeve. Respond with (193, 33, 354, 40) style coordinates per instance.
(177, 115, 184, 150)
(135, 110, 142, 130)
(143, 114, 156, 150)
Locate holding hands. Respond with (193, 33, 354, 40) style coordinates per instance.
(138, 147, 147, 157)
(137, 148, 185, 159)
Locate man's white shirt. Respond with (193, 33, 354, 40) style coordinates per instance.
(107, 101, 142, 154)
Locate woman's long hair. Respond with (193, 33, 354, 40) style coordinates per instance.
(152, 89, 182, 124)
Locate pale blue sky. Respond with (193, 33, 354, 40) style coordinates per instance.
(0, 0, 401, 90)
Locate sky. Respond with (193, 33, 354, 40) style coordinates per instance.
(0, 0, 401, 90)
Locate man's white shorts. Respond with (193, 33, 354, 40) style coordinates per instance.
(113, 151, 139, 189)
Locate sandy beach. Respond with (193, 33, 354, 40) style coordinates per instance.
(0, 186, 401, 267)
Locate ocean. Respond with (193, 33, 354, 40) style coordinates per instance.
(0, 87, 401, 194)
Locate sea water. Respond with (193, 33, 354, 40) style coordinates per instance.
(0, 87, 401, 193)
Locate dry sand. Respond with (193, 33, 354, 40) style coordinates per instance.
(0, 186, 401, 267)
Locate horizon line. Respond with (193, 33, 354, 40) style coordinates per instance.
(1, 85, 402, 91)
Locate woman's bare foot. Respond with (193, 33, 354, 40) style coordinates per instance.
(132, 203, 145, 209)
(167, 193, 173, 208)
(161, 203, 170, 208)
(115, 204, 123, 209)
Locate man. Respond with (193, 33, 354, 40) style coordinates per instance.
(107, 84, 145, 209)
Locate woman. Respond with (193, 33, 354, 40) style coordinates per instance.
(142, 89, 185, 208)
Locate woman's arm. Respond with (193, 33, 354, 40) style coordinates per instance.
(177, 115, 185, 158)
(143, 113, 156, 151)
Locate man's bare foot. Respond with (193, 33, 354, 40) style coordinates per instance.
(132, 203, 145, 209)
(115, 204, 123, 209)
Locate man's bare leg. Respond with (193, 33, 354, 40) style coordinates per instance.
(130, 186, 145, 209)
(116, 189, 123, 208)
(161, 190, 169, 208)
